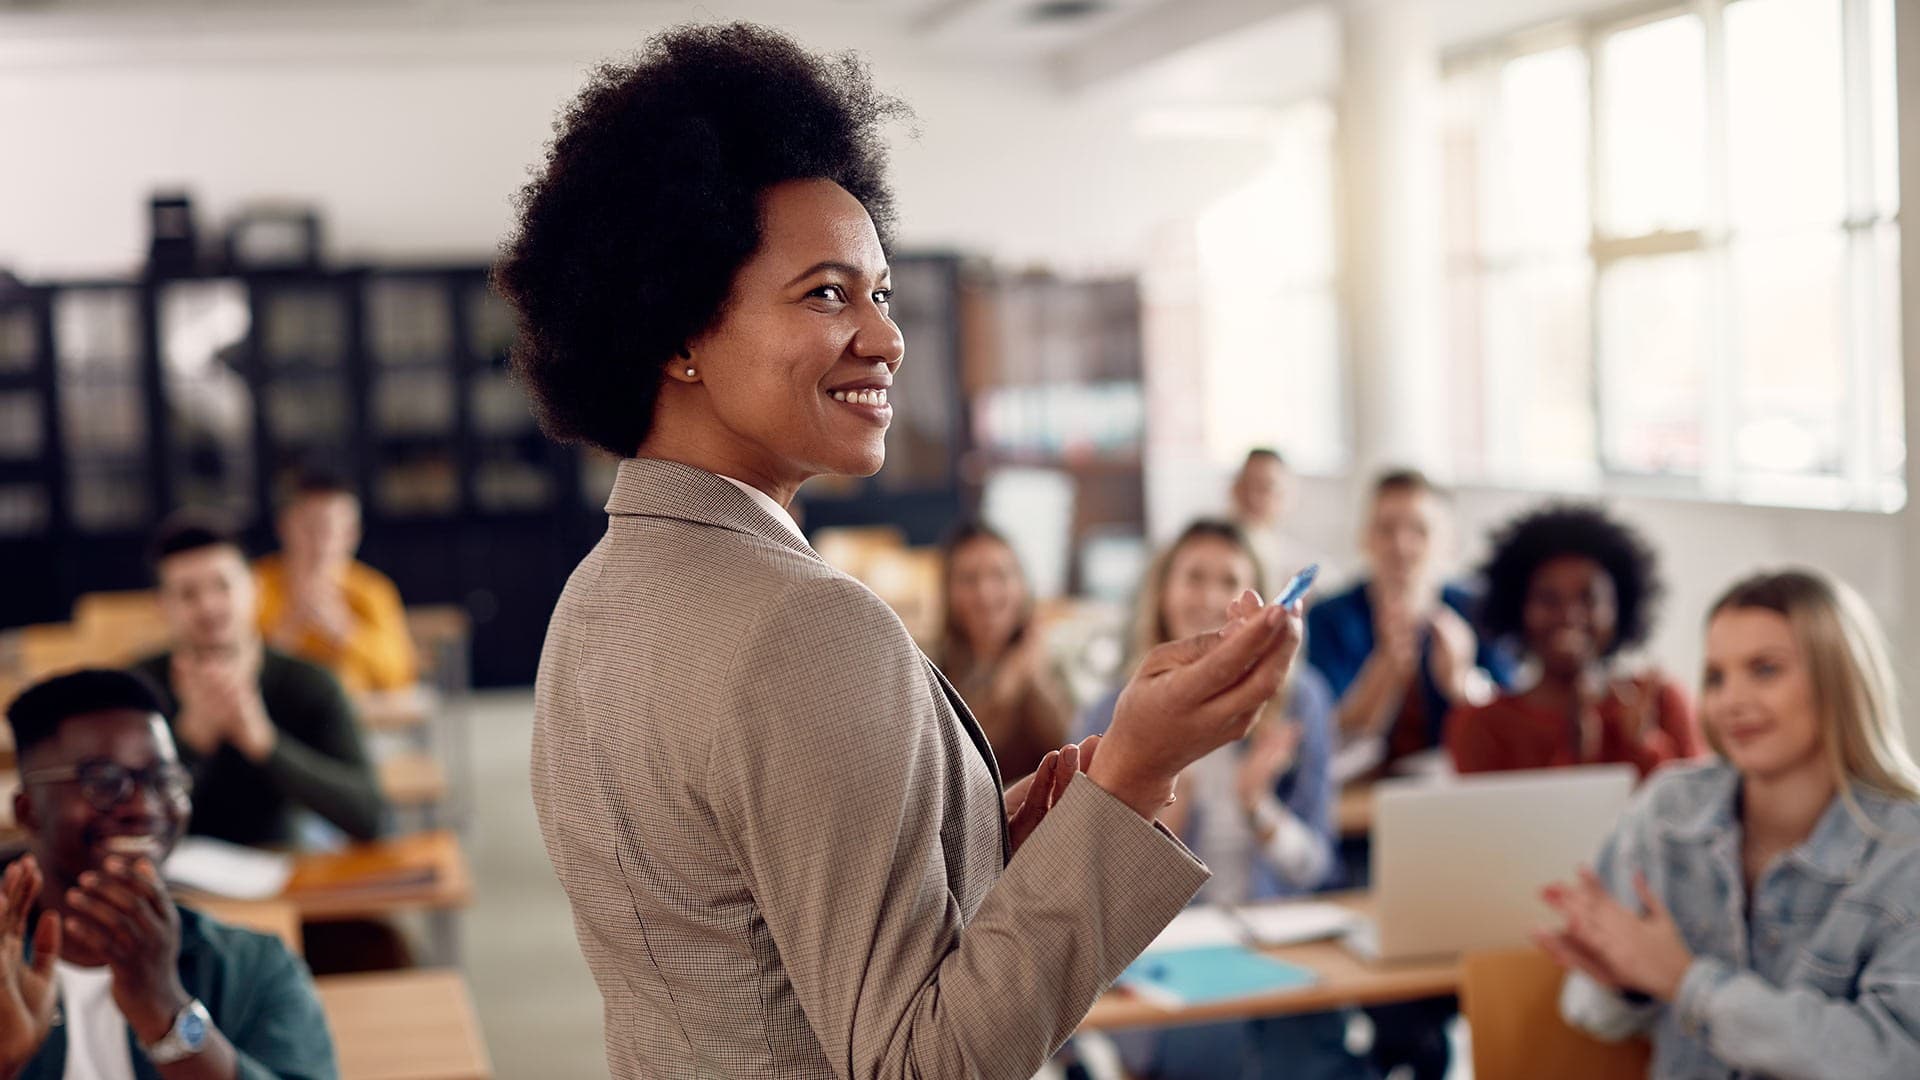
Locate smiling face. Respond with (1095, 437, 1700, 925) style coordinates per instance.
(1523, 554, 1619, 677)
(946, 536, 1028, 660)
(15, 709, 190, 913)
(1162, 535, 1260, 643)
(662, 178, 905, 496)
(1702, 606, 1827, 782)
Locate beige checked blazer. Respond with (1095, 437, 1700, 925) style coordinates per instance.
(530, 458, 1208, 1079)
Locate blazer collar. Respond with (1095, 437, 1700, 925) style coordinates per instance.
(605, 457, 821, 565)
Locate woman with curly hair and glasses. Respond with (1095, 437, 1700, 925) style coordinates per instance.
(499, 23, 1304, 1079)
(1445, 503, 1704, 778)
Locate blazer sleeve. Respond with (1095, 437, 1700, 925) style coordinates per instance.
(707, 574, 1208, 1080)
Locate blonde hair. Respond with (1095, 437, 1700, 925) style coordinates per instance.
(1706, 569, 1920, 801)
(1127, 520, 1288, 727)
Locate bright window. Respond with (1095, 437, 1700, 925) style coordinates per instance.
(1445, 0, 1903, 509)
(1194, 100, 1348, 474)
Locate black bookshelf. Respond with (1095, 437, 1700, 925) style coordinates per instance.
(3, 255, 972, 685)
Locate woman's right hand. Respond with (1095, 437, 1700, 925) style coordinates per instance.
(1090, 591, 1302, 819)
(0, 855, 61, 1076)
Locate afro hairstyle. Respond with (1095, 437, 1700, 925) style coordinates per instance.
(1476, 502, 1663, 658)
(493, 21, 910, 457)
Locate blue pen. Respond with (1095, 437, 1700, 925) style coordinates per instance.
(1272, 563, 1319, 608)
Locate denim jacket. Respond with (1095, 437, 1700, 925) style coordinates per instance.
(1560, 760, 1920, 1080)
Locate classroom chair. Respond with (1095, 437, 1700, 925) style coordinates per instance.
(1461, 945, 1651, 1080)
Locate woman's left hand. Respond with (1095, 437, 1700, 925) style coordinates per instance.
(1006, 735, 1098, 856)
(1537, 867, 1693, 1001)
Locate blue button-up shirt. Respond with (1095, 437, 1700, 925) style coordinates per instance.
(1562, 760, 1920, 1079)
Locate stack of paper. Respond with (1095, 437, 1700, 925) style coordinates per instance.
(163, 837, 294, 900)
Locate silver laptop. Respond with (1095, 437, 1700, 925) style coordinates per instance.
(1346, 764, 1636, 963)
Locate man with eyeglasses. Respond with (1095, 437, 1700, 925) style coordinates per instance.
(130, 516, 385, 848)
(0, 668, 337, 1079)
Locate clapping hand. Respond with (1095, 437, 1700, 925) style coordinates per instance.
(1006, 735, 1099, 856)
(1234, 720, 1302, 814)
(62, 856, 191, 1045)
(0, 857, 60, 1077)
(1535, 867, 1693, 1002)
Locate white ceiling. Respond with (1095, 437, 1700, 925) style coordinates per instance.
(0, 0, 1639, 94)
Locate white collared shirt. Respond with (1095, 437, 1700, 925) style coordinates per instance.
(717, 475, 807, 546)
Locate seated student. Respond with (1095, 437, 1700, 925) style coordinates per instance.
(1445, 503, 1703, 778)
(1307, 468, 1517, 775)
(936, 522, 1073, 784)
(133, 515, 385, 848)
(254, 467, 418, 695)
(1228, 447, 1336, 587)
(0, 669, 337, 1079)
(1540, 569, 1920, 1079)
(1079, 520, 1363, 1080)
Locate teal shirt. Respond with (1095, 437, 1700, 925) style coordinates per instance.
(20, 905, 337, 1080)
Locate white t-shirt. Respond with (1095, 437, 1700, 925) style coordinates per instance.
(54, 962, 135, 1080)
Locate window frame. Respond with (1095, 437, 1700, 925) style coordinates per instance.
(1442, 0, 1903, 511)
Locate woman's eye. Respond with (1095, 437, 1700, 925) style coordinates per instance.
(873, 289, 893, 307)
(812, 285, 847, 303)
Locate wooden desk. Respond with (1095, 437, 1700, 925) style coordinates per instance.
(379, 753, 448, 808)
(177, 830, 471, 924)
(188, 898, 303, 954)
(353, 686, 439, 734)
(318, 969, 492, 1080)
(1337, 786, 1374, 838)
(280, 829, 473, 922)
(1079, 894, 1458, 1032)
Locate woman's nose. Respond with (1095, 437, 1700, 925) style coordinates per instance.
(853, 304, 905, 368)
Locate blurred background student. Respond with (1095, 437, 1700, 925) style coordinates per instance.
(1079, 520, 1360, 1080)
(1307, 469, 1517, 780)
(1229, 448, 1335, 589)
(1446, 503, 1703, 778)
(255, 465, 418, 696)
(937, 522, 1074, 785)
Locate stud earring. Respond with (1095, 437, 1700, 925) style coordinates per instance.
(684, 367, 696, 378)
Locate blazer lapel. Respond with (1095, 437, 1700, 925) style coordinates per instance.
(610, 457, 1012, 861)
(925, 657, 1011, 864)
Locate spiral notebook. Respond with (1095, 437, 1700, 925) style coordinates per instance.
(1115, 943, 1319, 1008)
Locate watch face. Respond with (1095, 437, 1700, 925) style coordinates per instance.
(180, 1009, 208, 1049)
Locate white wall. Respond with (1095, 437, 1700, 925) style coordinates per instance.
(0, 5, 1274, 278)
(1147, 461, 1908, 739)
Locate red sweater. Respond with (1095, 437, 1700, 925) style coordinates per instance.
(1445, 673, 1704, 779)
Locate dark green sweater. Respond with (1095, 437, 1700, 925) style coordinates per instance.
(132, 651, 386, 847)
(20, 905, 338, 1080)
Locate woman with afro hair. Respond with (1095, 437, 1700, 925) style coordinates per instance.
(1444, 504, 1704, 779)
(501, 23, 1305, 1079)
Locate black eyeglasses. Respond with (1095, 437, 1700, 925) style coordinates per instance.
(20, 760, 193, 812)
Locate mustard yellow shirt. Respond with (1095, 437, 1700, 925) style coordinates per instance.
(254, 554, 418, 693)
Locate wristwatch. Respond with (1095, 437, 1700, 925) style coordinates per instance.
(144, 999, 212, 1064)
